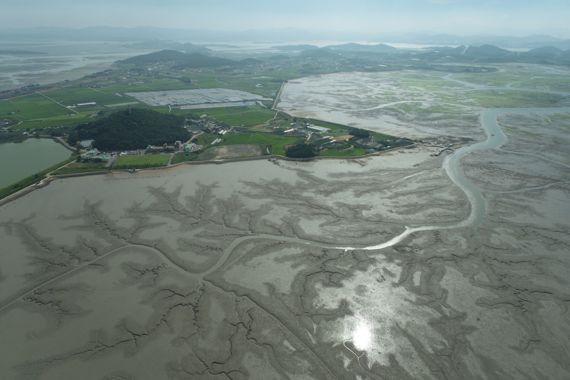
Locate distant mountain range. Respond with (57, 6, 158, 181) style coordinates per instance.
(0, 49, 47, 56)
(326, 43, 398, 54)
(125, 41, 210, 54)
(14, 25, 561, 68)
(296, 43, 570, 65)
(420, 44, 570, 64)
(1, 27, 569, 50)
(118, 43, 570, 69)
(119, 50, 258, 68)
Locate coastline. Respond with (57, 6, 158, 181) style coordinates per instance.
(0, 88, 414, 205)
(0, 143, 418, 207)
(0, 137, 76, 202)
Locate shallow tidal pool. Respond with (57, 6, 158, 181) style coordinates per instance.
(0, 138, 71, 188)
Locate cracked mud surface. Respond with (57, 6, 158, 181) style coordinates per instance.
(1, 74, 570, 379)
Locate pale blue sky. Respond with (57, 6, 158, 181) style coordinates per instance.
(3, 0, 569, 37)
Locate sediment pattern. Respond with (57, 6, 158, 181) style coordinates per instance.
(1, 73, 569, 379)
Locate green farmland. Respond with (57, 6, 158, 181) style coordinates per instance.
(114, 154, 170, 169)
(220, 131, 299, 155)
(180, 106, 275, 127)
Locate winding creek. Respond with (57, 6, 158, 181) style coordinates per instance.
(205, 105, 570, 272)
(1, 106, 568, 313)
(340, 106, 570, 251)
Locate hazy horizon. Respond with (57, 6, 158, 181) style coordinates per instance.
(2, 0, 570, 39)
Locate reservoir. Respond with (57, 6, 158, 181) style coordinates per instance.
(0, 138, 71, 188)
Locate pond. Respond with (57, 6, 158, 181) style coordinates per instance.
(0, 138, 71, 188)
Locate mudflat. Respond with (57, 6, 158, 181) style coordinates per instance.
(1, 69, 569, 379)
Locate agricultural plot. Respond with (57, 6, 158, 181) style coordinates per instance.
(320, 147, 366, 157)
(181, 105, 275, 126)
(53, 161, 107, 175)
(449, 65, 570, 93)
(114, 154, 170, 169)
(0, 61, 309, 131)
(0, 93, 73, 121)
(171, 151, 200, 164)
(221, 131, 298, 155)
(180, 67, 306, 99)
(100, 78, 194, 94)
(16, 112, 94, 129)
(197, 144, 264, 160)
(0, 87, 140, 129)
(195, 73, 284, 99)
(43, 87, 128, 107)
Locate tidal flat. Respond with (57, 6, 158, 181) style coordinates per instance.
(1, 68, 569, 379)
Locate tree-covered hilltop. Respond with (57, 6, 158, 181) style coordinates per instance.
(119, 50, 237, 68)
(285, 143, 317, 158)
(70, 109, 190, 151)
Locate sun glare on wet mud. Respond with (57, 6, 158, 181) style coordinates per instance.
(352, 319, 373, 351)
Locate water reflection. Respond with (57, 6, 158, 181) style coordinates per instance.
(342, 317, 374, 368)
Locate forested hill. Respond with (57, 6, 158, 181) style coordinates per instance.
(119, 50, 238, 68)
(71, 109, 190, 151)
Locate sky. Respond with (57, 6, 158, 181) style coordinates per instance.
(2, 0, 570, 38)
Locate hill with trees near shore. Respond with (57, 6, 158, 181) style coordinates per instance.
(285, 143, 317, 158)
(300, 43, 570, 65)
(119, 50, 241, 68)
(70, 109, 190, 151)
